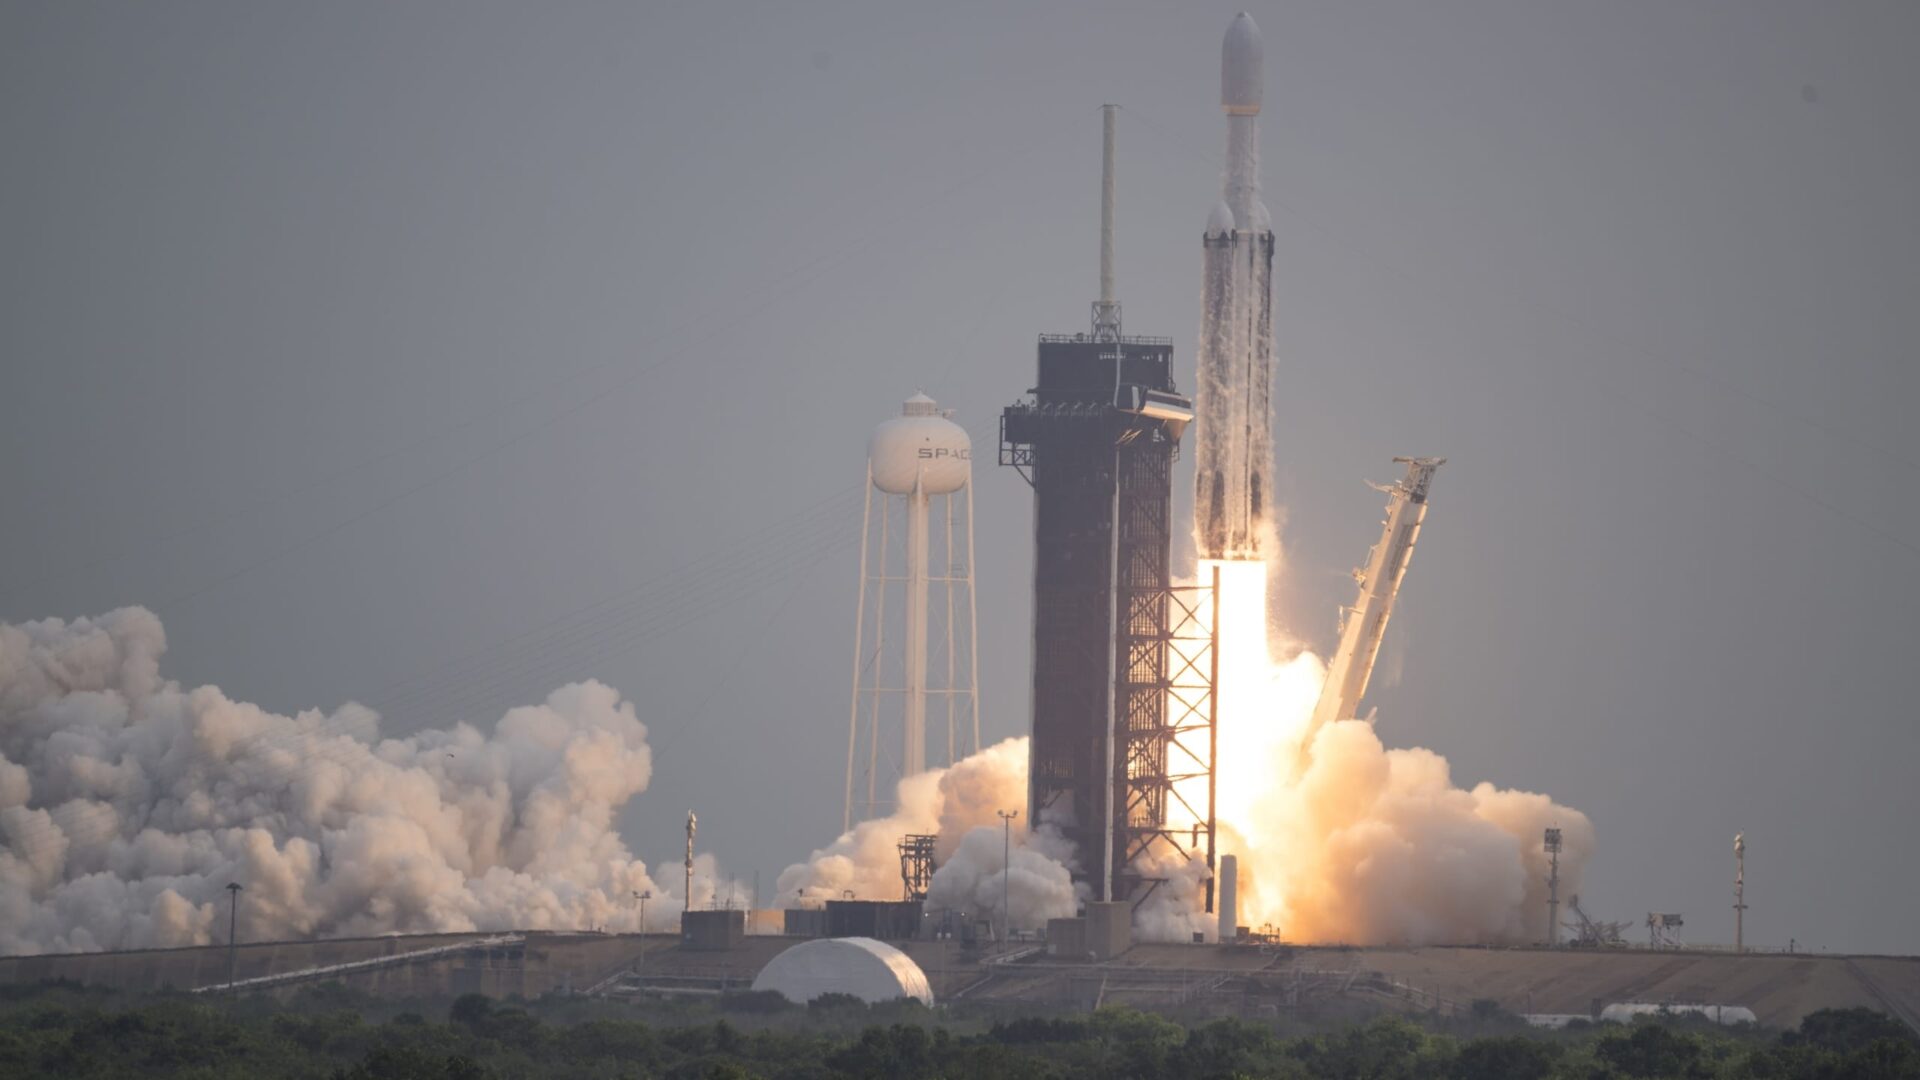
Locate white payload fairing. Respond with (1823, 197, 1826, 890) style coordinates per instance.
(1195, 13, 1276, 561)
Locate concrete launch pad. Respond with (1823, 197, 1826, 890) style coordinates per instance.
(5, 933, 1915, 1031)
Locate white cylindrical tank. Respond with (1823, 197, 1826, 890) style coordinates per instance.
(1217, 854, 1239, 943)
(869, 394, 970, 495)
(751, 936, 935, 1005)
(1600, 1002, 1758, 1026)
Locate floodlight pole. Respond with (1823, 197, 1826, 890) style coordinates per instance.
(998, 809, 1019, 943)
(1734, 834, 1747, 954)
(635, 889, 651, 975)
(224, 882, 243, 990)
(1544, 828, 1562, 948)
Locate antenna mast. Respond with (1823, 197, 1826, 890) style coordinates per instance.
(1734, 833, 1747, 953)
(684, 810, 696, 912)
(1544, 827, 1563, 947)
(1092, 104, 1121, 341)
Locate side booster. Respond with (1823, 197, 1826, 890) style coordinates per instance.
(1194, 13, 1276, 562)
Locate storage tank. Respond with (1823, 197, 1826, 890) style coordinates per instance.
(1217, 854, 1238, 943)
(750, 936, 934, 1005)
(1600, 1002, 1757, 1026)
(868, 393, 970, 495)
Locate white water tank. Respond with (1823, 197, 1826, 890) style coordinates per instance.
(750, 936, 935, 1005)
(869, 394, 970, 495)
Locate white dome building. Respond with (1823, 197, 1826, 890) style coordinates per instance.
(750, 937, 935, 1006)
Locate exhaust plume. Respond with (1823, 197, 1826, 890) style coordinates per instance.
(0, 608, 733, 955)
(1173, 558, 1594, 944)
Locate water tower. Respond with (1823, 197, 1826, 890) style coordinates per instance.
(843, 393, 979, 830)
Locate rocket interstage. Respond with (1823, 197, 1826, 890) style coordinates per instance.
(1195, 12, 1276, 562)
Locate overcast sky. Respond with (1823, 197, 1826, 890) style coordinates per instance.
(4, 1, 1916, 953)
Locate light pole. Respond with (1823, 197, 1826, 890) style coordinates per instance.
(1544, 828, 1562, 947)
(997, 809, 1019, 942)
(224, 882, 243, 991)
(1734, 833, 1747, 954)
(633, 889, 651, 976)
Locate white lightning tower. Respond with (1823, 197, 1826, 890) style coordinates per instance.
(1092, 103, 1121, 342)
(684, 810, 696, 912)
(844, 395, 980, 830)
(1734, 833, 1747, 953)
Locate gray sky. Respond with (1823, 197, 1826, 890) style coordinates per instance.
(4, 1, 1916, 953)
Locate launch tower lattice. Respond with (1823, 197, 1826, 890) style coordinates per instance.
(897, 834, 937, 902)
(1001, 335, 1212, 905)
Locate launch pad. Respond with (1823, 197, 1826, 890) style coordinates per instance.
(10, 932, 1916, 1032)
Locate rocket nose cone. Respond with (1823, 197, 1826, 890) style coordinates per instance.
(1222, 12, 1264, 114)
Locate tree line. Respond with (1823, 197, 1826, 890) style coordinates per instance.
(0, 978, 1915, 1079)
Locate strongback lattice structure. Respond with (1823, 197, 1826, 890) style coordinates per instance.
(1118, 569, 1220, 909)
(898, 834, 937, 902)
(1001, 334, 1214, 905)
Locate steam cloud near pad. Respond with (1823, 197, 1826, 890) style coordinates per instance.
(775, 736, 1081, 931)
(5, 600, 1591, 955)
(0, 607, 735, 955)
(800, 557, 1595, 947)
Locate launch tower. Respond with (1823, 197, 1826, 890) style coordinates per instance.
(1001, 108, 1216, 905)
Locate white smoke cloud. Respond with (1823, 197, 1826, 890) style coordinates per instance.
(1171, 558, 1596, 946)
(776, 736, 1081, 932)
(924, 820, 1081, 932)
(1128, 847, 1215, 944)
(1240, 717, 1595, 944)
(0, 607, 733, 956)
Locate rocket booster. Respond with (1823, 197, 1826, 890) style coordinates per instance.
(1195, 13, 1276, 561)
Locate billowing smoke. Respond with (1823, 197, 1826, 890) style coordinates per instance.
(0, 608, 735, 956)
(1174, 559, 1595, 945)
(776, 737, 1080, 931)
(798, 558, 1590, 948)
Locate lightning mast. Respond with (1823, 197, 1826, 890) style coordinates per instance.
(1310, 457, 1445, 730)
(1734, 833, 1747, 953)
(1545, 827, 1563, 947)
(684, 810, 696, 912)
